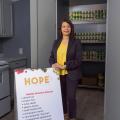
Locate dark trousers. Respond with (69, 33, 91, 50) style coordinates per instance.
(60, 75, 78, 119)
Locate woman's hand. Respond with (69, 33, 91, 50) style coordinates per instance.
(52, 63, 61, 70)
(58, 64, 66, 70)
(52, 63, 66, 70)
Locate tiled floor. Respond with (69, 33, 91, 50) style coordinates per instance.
(0, 88, 104, 120)
(76, 88, 104, 120)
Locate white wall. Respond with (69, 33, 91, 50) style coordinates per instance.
(30, 0, 38, 68)
(105, 0, 120, 120)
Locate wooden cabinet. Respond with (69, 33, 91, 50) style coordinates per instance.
(8, 57, 27, 104)
(9, 59, 27, 69)
(0, 0, 13, 37)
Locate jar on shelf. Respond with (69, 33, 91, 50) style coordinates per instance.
(97, 73, 105, 87)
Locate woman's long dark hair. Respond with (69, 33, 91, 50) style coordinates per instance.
(58, 18, 75, 40)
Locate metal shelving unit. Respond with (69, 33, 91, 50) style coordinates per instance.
(69, 4, 106, 89)
(72, 19, 106, 24)
(82, 59, 105, 62)
(81, 41, 105, 44)
(78, 84, 104, 90)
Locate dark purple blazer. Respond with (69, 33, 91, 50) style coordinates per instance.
(49, 39, 82, 81)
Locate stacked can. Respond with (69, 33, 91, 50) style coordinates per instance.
(69, 9, 106, 21)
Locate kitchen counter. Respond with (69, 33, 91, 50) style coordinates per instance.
(0, 56, 28, 106)
(0, 56, 26, 62)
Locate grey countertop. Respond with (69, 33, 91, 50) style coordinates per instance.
(5, 57, 27, 63)
(0, 56, 27, 63)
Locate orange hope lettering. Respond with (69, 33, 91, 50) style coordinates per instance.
(24, 76, 49, 86)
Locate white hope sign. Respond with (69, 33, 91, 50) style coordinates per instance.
(14, 68, 64, 120)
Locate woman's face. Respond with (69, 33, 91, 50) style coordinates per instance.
(61, 22, 71, 37)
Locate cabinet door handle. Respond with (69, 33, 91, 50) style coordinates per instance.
(0, 73, 3, 84)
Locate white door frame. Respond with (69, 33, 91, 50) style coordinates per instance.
(30, 0, 38, 68)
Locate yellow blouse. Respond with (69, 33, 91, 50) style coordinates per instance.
(57, 41, 68, 75)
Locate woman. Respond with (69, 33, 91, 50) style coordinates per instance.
(49, 19, 81, 120)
